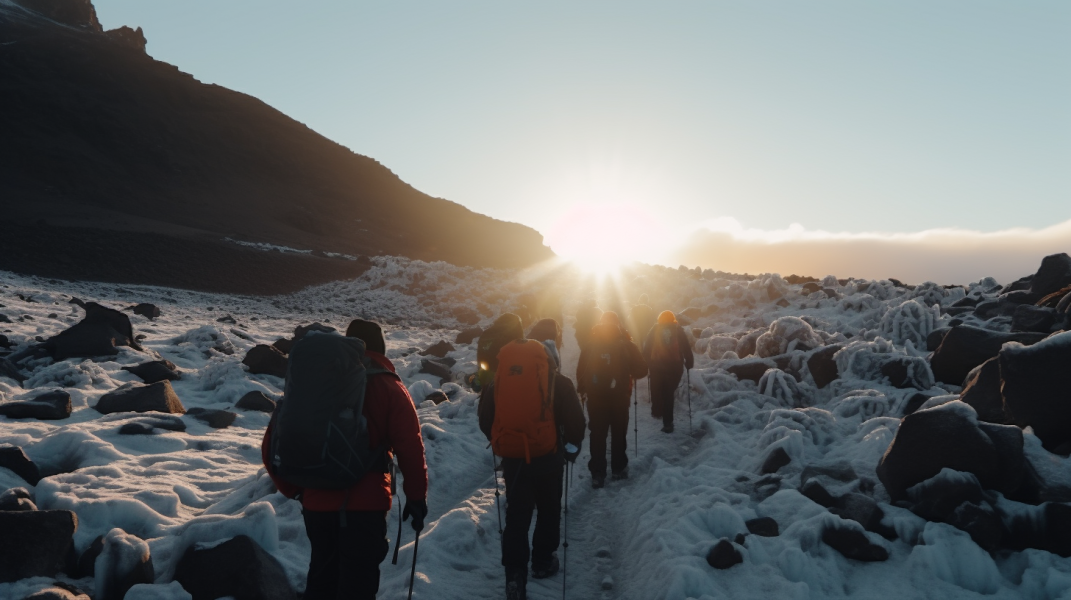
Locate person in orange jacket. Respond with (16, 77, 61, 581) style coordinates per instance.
(261, 319, 428, 600)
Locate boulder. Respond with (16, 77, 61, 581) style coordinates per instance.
(745, 517, 779, 537)
(901, 393, 929, 417)
(801, 479, 837, 508)
(452, 307, 481, 326)
(1000, 332, 1071, 452)
(1042, 503, 1071, 558)
(122, 360, 181, 384)
(830, 493, 889, 537)
(807, 344, 842, 389)
(0, 487, 36, 511)
(131, 304, 160, 320)
(958, 358, 1005, 424)
(929, 326, 1045, 385)
(1, 357, 27, 384)
(45, 302, 142, 360)
(419, 341, 455, 358)
(760, 447, 791, 474)
(801, 282, 822, 294)
(1012, 305, 1057, 333)
(879, 356, 933, 391)
(73, 535, 105, 578)
(726, 358, 775, 384)
(705, 539, 743, 569)
(1028, 253, 1071, 298)
(95, 381, 185, 415)
(271, 338, 293, 355)
(0, 510, 78, 583)
(735, 330, 763, 359)
(293, 323, 335, 341)
(419, 359, 453, 381)
(118, 416, 186, 436)
(424, 391, 449, 405)
(186, 408, 237, 429)
(0, 445, 41, 485)
(0, 391, 72, 420)
(235, 391, 276, 413)
(455, 327, 482, 345)
(0, 334, 11, 350)
(242, 345, 288, 378)
(821, 524, 888, 561)
(926, 327, 951, 352)
(93, 529, 153, 600)
(172, 535, 297, 600)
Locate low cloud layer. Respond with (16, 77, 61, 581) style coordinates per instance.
(668, 218, 1071, 285)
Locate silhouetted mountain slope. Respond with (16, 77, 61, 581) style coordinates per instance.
(0, 0, 553, 293)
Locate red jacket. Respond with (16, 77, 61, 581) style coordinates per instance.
(261, 351, 428, 512)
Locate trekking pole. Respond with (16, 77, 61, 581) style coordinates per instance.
(562, 461, 570, 600)
(391, 461, 403, 565)
(408, 530, 421, 600)
(490, 444, 503, 534)
(687, 369, 692, 435)
(633, 383, 639, 458)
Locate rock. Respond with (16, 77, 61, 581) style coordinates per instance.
(0, 487, 36, 511)
(735, 330, 763, 359)
(831, 493, 888, 536)
(901, 393, 929, 417)
(926, 327, 951, 352)
(0, 334, 12, 349)
(419, 341, 455, 358)
(1028, 253, 1071, 298)
(186, 408, 237, 429)
(122, 360, 181, 384)
(1, 357, 27, 384)
(1012, 305, 1057, 333)
(95, 381, 185, 415)
(807, 344, 842, 389)
(0, 445, 41, 485)
(1000, 331, 1071, 451)
(131, 304, 160, 320)
(271, 338, 293, 355)
(726, 358, 775, 383)
(879, 356, 933, 390)
(74, 535, 105, 578)
(215, 315, 237, 324)
(821, 524, 888, 561)
(452, 307, 481, 326)
(118, 423, 155, 435)
(681, 307, 702, 321)
(21, 585, 87, 599)
(760, 447, 791, 474)
(948, 501, 1003, 552)
(0, 510, 78, 583)
(958, 358, 1005, 424)
(293, 322, 335, 341)
(1038, 285, 1071, 308)
(929, 326, 1045, 385)
(0, 391, 72, 420)
(801, 479, 837, 508)
(419, 359, 453, 381)
(802, 282, 822, 294)
(455, 327, 482, 345)
(104, 25, 147, 52)
(424, 391, 449, 405)
(172, 535, 297, 600)
(1058, 291, 1071, 314)
(45, 302, 142, 360)
(977, 422, 1026, 496)
(235, 391, 276, 413)
(705, 539, 743, 569)
(93, 529, 153, 600)
(745, 517, 779, 537)
(242, 345, 288, 378)
(11, 0, 102, 31)
(1042, 503, 1071, 558)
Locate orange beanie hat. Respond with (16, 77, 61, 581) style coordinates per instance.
(657, 310, 677, 325)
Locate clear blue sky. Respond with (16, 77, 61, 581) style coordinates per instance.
(95, 1, 1070, 257)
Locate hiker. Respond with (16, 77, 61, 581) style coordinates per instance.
(576, 311, 647, 488)
(479, 318, 586, 600)
(626, 294, 656, 342)
(573, 298, 602, 356)
(476, 313, 525, 390)
(642, 311, 695, 433)
(262, 319, 428, 600)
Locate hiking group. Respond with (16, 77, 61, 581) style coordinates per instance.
(261, 296, 693, 600)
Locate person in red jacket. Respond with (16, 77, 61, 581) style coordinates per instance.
(262, 319, 428, 600)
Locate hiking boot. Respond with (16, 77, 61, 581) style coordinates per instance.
(611, 467, 629, 481)
(531, 555, 560, 579)
(661, 424, 674, 433)
(592, 473, 606, 489)
(506, 566, 527, 600)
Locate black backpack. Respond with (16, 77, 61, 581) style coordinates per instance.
(584, 324, 627, 396)
(269, 332, 394, 489)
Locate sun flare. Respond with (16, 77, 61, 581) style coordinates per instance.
(544, 203, 669, 275)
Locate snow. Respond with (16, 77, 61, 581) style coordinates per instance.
(1, 259, 1070, 599)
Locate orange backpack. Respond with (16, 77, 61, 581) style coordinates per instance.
(491, 339, 557, 462)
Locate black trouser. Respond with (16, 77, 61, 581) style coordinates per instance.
(303, 509, 389, 600)
(587, 394, 630, 477)
(501, 453, 564, 568)
(650, 366, 683, 428)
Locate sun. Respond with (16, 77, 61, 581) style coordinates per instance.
(544, 203, 667, 275)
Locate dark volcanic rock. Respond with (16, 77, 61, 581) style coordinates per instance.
(173, 535, 297, 600)
(705, 539, 743, 569)
(118, 423, 155, 435)
(831, 493, 888, 536)
(879, 356, 932, 390)
(0, 487, 36, 512)
(877, 402, 1002, 502)
(455, 327, 482, 345)
(801, 479, 837, 508)
(0, 510, 78, 583)
(977, 422, 1025, 495)
(727, 358, 775, 384)
(0, 445, 41, 485)
(930, 326, 1045, 385)
(745, 517, 779, 537)
(419, 359, 453, 381)
(122, 360, 181, 384)
(419, 340, 455, 358)
(104, 24, 146, 52)
(821, 524, 888, 562)
(95, 381, 185, 415)
(235, 391, 276, 413)
(74, 535, 105, 579)
(1, 357, 27, 384)
(807, 345, 842, 389)
(12, 0, 101, 30)
(242, 345, 288, 378)
(1028, 253, 1071, 298)
(118, 415, 186, 435)
(424, 391, 449, 405)
(45, 302, 142, 360)
(1000, 332, 1071, 452)
(131, 303, 160, 320)
(1012, 305, 1057, 333)
(901, 393, 930, 417)
(760, 447, 791, 474)
(271, 338, 293, 355)
(186, 408, 237, 429)
(0, 391, 71, 420)
(926, 327, 952, 352)
(958, 358, 1005, 424)
(293, 322, 335, 342)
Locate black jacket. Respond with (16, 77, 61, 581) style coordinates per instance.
(478, 374, 587, 456)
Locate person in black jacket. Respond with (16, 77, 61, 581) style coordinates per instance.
(479, 318, 586, 600)
(642, 311, 695, 433)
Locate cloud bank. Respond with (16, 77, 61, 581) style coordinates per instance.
(668, 217, 1071, 285)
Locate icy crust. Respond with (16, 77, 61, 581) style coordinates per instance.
(1, 265, 1070, 598)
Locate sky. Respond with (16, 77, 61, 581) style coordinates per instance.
(94, 1, 1071, 283)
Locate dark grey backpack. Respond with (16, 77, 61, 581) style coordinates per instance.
(269, 332, 394, 489)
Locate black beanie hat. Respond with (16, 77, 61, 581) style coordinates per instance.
(527, 318, 562, 349)
(345, 319, 386, 354)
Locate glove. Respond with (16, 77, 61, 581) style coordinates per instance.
(403, 499, 428, 533)
(563, 443, 580, 463)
